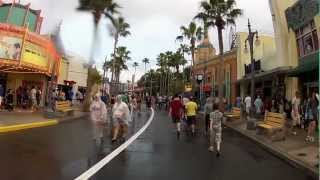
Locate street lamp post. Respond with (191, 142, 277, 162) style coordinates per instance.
(196, 74, 204, 109)
(244, 19, 260, 118)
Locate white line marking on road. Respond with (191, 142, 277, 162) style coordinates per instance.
(75, 108, 155, 180)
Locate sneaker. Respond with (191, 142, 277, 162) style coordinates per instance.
(111, 139, 117, 144)
(292, 131, 297, 135)
(208, 146, 214, 152)
(309, 136, 315, 142)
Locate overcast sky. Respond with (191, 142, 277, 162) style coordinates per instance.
(15, 0, 274, 82)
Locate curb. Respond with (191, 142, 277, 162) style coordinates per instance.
(0, 120, 58, 133)
(224, 122, 318, 179)
(0, 112, 88, 133)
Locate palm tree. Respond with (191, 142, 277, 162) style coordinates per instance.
(112, 46, 131, 93)
(176, 22, 203, 67)
(110, 17, 131, 82)
(195, 0, 242, 110)
(133, 62, 139, 74)
(142, 58, 150, 75)
(77, 0, 119, 110)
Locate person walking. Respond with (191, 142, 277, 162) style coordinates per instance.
(185, 97, 198, 136)
(36, 87, 41, 107)
(112, 95, 131, 143)
(5, 89, 14, 111)
(30, 86, 37, 112)
(254, 95, 263, 117)
(208, 103, 223, 157)
(169, 94, 184, 139)
(90, 94, 108, 146)
(244, 94, 252, 118)
(204, 97, 213, 136)
(306, 92, 319, 142)
(291, 91, 301, 135)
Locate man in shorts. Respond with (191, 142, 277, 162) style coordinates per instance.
(169, 94, 184, 139)
(185, 97, 198, 136)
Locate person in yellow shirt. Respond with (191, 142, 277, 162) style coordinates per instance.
(185, 97, 198, 136)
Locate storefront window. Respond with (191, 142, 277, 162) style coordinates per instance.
(295, 20, 319, 57)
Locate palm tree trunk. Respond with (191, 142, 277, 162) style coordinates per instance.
(111, 35, 118, 82)
(217, 27, 224, 111)
(83, 20, 99, 111)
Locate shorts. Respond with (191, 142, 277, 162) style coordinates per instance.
(245, 107, 250, 114)
(291, 111, 301, 126)
(172, 116, 180, 123)
(186, 116, 196, 126)
(113, 117, 128, 126)
(32, 98, 37, 106)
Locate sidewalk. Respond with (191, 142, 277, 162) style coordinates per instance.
(0, 106, 88, 133)
(224, 119, 319, 178)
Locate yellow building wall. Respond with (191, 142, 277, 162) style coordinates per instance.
(57, 57, 69, 85)
(269, 0, 298, 67)
(236, 32, 276, 80)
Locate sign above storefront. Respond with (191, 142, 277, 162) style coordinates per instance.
(0, 23, 60, 76)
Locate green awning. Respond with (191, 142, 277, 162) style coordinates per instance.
(288, 52, 319, 76)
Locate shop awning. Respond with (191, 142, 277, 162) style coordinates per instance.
(288, 54, 319, 76)
(237, 66, 292, 83)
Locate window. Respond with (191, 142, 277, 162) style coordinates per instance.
(295, 20, 319, 57)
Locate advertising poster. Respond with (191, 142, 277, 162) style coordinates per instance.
(22, 41, 49, 68)
(0, 34, 22, 60)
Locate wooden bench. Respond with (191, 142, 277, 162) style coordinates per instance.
(55, 101, 74, 116)
(224, 107, 241, 121)
(256, 111, 286, 141)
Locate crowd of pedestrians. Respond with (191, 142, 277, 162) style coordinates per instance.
(168, 94, 223, 157)
(240, 91, 319, 142)
(0, 84, 42, 112)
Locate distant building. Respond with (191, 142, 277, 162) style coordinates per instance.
(193, 36, 237, 105)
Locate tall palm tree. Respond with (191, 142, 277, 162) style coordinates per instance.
(110, 17, 131, 82)
(113, 46, 131, 86)
(133, 62, 139, 74)
(142, 58, 150, 95)
(77, 0, 119, 110)
(176, 22, 203, 67)
(142, 58, 150, 75)
(195, 0, 242, 110)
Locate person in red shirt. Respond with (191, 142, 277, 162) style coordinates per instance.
(169, 94, 184, 139)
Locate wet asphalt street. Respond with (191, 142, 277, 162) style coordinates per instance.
(0, 110, 316, 180)
(0, 112, 148, 180)
(94, 111, 315, 180)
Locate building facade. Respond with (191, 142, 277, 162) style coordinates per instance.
(235, 32, 289, 101)
(0, 2, 60, 106)
(270, 0, 319, 100)
(193, 37, 237, 105)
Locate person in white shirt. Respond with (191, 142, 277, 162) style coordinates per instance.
(30, 86, 37, 111)
(291, 91, 301, 135)
(244, 95, 252, 116)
